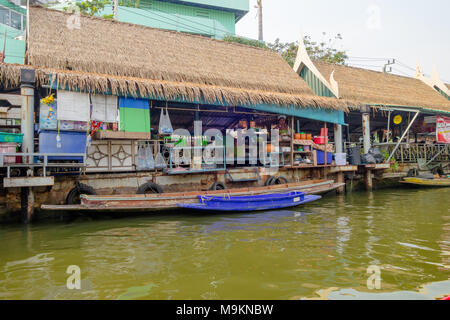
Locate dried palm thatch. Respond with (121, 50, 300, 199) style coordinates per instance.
(17, 6, 352, 111)
(0, 63, 353, 111)
(313, 60, 450, 113)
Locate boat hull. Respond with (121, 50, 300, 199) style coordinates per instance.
(400, 177, 450, 187)
(40, 180, 344, 213)
(177, 195, 322, 212)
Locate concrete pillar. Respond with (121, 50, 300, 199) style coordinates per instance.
(362, 112, 371, 154)
(20, 69, 36, 223)
(20, 87, 35, 162)
(334, 124, 343, 153)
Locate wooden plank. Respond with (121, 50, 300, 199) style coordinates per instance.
(4, 176, 54, 188)
(329, 165, 358, 173)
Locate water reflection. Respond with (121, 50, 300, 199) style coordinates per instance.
(0, 188, 448, 299)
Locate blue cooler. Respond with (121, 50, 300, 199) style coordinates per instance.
(315, 150, 333, 165)
(39, 130, 87, 161)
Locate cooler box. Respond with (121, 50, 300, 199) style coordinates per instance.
(39, 130, 86, 161)
(0, 142, 18, 164)
(315, 150, 332, 165)
(335, 153, 347, 166)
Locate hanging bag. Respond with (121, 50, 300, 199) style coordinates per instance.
(155, 151, 167, 170)
(145, 142, 155, 170)
(158, 108, 173, 135)
(137, 143, 148, 171)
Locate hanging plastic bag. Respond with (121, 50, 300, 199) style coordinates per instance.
(155, 151, 167, 170)
(145, 143, 155, 170)
(137, 143, 148, 171)
(158, 108, 173, 135)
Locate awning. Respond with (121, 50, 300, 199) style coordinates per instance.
(246, 103, 346, 125)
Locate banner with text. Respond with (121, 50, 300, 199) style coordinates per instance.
(436, 116, 450, 144)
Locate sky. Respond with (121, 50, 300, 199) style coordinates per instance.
(235, 0, 450, 82)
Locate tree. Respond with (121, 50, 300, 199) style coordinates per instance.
(224, 32, 348, 67)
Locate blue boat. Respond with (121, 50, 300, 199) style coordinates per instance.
(177, 192, 322, 212)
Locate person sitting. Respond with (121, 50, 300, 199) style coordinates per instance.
(274, 115, 291, 141)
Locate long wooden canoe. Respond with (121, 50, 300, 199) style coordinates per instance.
(400, 177, 450, 187)
(41, 179, 343, 212)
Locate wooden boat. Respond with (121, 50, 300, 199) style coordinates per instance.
(40, 179, 343, 213)
(400, 177, 450, 187)
(178, 192, 322, 212)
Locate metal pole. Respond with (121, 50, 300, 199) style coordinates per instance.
(113, 0, 119, 20)
(387, 111, 420, 163)
(387, 111, 391, 142)
(256, 0, 263, 41)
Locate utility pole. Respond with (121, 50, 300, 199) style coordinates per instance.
(113, 0, 119, 21)
(256, 0, 263, 41)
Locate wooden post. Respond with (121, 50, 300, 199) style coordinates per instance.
(290, 116, 294, 167)
(324, 122, 328, 166)
(365, 169, 373, 191)
(336, 172, 345, 194)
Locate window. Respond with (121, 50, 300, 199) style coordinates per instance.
(10, 11, 21, 30)
(0, 7, 9, 25)
(0, 6, 24, 30)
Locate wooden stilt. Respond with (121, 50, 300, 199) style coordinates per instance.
(365, 169, 373, 191)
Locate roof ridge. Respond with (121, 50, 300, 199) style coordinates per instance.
(312, 58, 423, 81)
(31, 5, 274, 54)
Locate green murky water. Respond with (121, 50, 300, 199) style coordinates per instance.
(0, 188, 449, 300)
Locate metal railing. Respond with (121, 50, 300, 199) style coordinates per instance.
(0, 152, 87, 178)
(343, 142, 449, 164)
(166, 146, 226, 175)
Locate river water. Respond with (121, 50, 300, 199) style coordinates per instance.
(0, 188, 449, 300)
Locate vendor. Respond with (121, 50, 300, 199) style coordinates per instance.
(274, 115, 291, 141)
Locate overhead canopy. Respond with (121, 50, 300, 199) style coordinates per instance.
(313, 60, 450, 114)
(0, 6, 354, 115)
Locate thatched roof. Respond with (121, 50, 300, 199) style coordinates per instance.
(0, 6, 350, 111)
(313, 60, 450, 113)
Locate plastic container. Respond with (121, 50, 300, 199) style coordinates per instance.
(315, 150, 333, 165)
(306, 134, 312, 140)
(314, 136, 326, 144)
(294, 133, 301, 140)
(39, 130, 87, 161)
(0, 142, 17, 163)
(0, 132, 23, 143)
(300, 133, 306, 140)
(320, 128, 329, 137)
(335, 153, 347, 166)
(347, 147, 361, 165)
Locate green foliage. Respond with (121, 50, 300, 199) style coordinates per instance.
(76, 0, 110, 16)
(223, 32, 348, 67)
(268, 33, 348, 67)
(223, 35, 268, 49)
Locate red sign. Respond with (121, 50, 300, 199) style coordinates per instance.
(436, 116, 450, 144)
